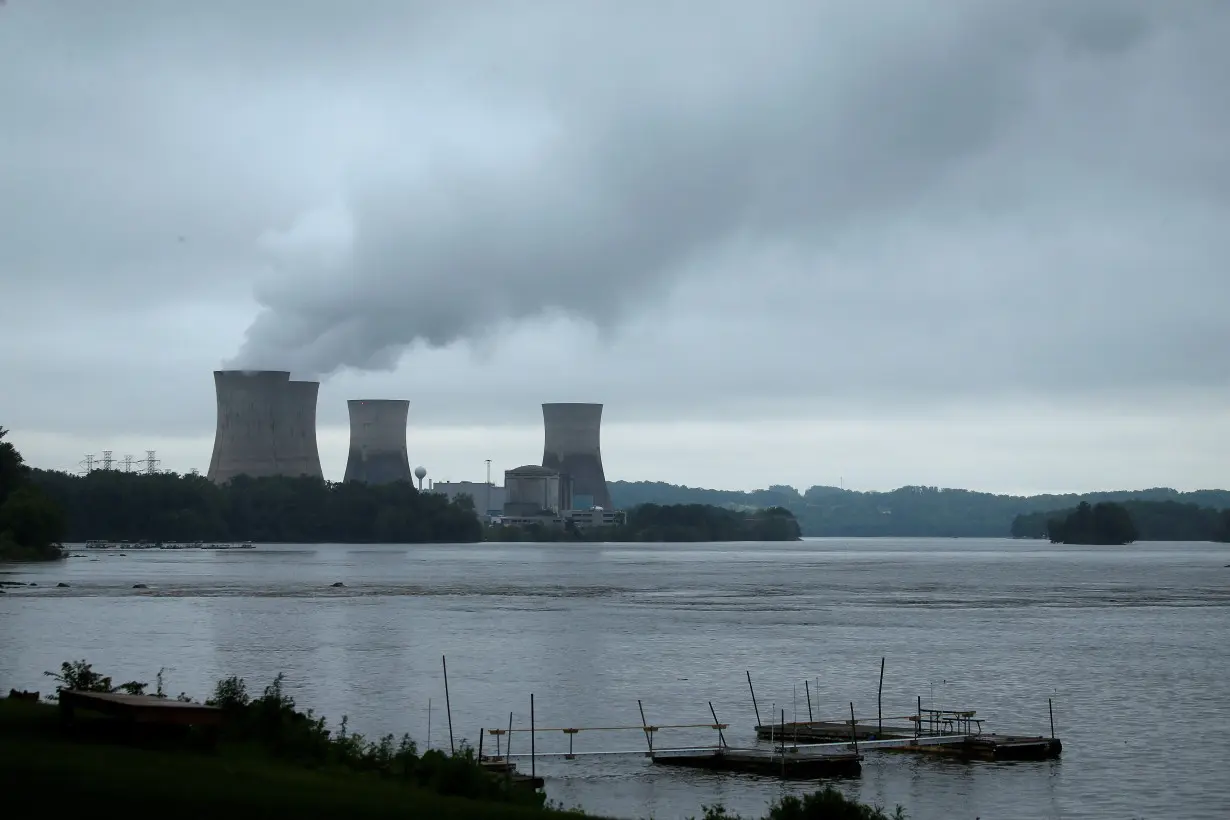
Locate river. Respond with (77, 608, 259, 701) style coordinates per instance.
(2, 538, 1227, 819)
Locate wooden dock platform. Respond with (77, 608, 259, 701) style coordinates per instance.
(652, 747, 862, 779)
(480, 759, 545, 790)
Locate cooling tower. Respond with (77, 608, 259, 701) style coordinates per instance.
(343, 399, 412, 485)
(541, 402, 611, 510)
(280, 380, 325, 480)
(206, 370, 323, 483)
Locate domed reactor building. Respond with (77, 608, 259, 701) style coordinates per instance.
(206, 370, 324, 484)
(541, 402, 611, 510)
(343, 399, 412, 485)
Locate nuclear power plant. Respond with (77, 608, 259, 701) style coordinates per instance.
(207, 370, 324, 483)
(343, 399, 412, 485)
(203, 369, 619, 525)
(541, 402, 611, 510)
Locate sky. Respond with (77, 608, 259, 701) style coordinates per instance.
(1, 0, 1228, 495)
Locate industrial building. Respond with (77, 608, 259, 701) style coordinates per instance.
(541, 402, 611, 509)
(207, 370, 324, 484)
(503, 465, 564, 516)
(432, 481, 506, 516)
(343, 399, 412, 485)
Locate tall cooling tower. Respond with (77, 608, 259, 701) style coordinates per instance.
(207, 370, 323, 483)
(280, 380, 324, 480)
(541, 402, 611, 509)
(343, 399, 412, 485)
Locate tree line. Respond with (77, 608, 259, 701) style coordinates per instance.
(1012, 499, 1230, 543)
(29, 468, 483, 544)
(611, 480, 1230, 539)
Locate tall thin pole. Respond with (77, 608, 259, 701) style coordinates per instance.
(1049, 698, 1055, 739)
(878, 657, 885, 734)
(804, 679, 814, 722)
(530, 693, 536, 781)
(638, 700, 654, 756)
(850, 702, 859, 756)
(485, 459, 492, 515)
(746, 671, 762, 727)
(709, 701, 727, 749)
(427, 698, 432, 750)
(478, 727, 485, 761)
(442, 655, 455, 755)
(506, 712, 513, 789)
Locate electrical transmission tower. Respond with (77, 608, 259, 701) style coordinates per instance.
(122, 454, 134, 472)
(139, 450, 160, 475)
(80, 454, 98, 474)
(101, 450, 114, 471)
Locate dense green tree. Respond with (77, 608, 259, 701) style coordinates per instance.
(0, 427, 28, 508)
(1014, 500, 1228, 542)
(1046, 501, 1139, 545)
(0, 429, 67, 559)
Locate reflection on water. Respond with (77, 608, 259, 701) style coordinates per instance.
(2, 539, 1228, 820)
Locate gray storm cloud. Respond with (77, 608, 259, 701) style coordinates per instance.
(225, 0, 1229, 380)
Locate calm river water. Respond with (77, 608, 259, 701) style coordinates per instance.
(2, 539, 1227, 819)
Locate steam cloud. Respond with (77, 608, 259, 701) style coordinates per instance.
(226, 0, 1208, 379)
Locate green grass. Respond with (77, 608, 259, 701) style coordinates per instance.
(0, 699, 593, 819)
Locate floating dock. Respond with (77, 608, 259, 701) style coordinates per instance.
(755, 707, 1062, 762)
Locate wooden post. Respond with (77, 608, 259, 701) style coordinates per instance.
(781, 708, 787, 777)
(1049, 698, 1055, 739)
(506, 712, 513, 789)
(427, 698, 432, 750)
(746, 671, 762, 727)
(878, 657, 885, 734)
(442, 655, 455, 755)
(709, 701, 727, 749)
(916, 695, 921, 740)
(804, 679, 813, 722)
(530, 694, 536, 781)
(638, 699, 654, 757)
(478, 727, 484, 761)
(850, 701, 859, 756)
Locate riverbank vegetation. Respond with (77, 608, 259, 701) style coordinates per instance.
(5, 659, 905, 820)
(612, 481, 1230, 539)
(29, 468, 481, 544)
(1012, 500, 1230, 543)
(0, 428, 66, 561)
(488, 504, 802, 543)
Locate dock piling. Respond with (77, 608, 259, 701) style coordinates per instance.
(506, 712, 513, 789)
(708, 701, 727, 749)
(781, 708, 787, 777)
(878, 657, 885, 734)
(747, 671, 762, 727)
(1049, 698, 1055, 739)
(916, 696, 921, 740)
(442, 655, 455, 755)
(478, 727, 484, 761)
(427, 698, 432, 750)
(530, 694, 536, 781)
(804, 679, 813, 722)
(638, 699, 655, 757)
(849, 702, 858, 756)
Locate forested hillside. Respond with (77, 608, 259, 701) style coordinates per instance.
(609, 481, 1230, 538)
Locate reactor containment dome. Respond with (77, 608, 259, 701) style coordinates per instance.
(207, 370, 324, 484)
(343, 399, 412, 485)
(541, 402, 611, 510)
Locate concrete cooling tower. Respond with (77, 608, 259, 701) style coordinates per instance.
(541, 402, 611, 510)
(343, 400, 412, 485)
(206, 370, 324, 484)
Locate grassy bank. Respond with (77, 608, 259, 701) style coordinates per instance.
(0, 698, 585, 820)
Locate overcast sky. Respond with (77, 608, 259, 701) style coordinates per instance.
(2, 1, 1227, 494)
